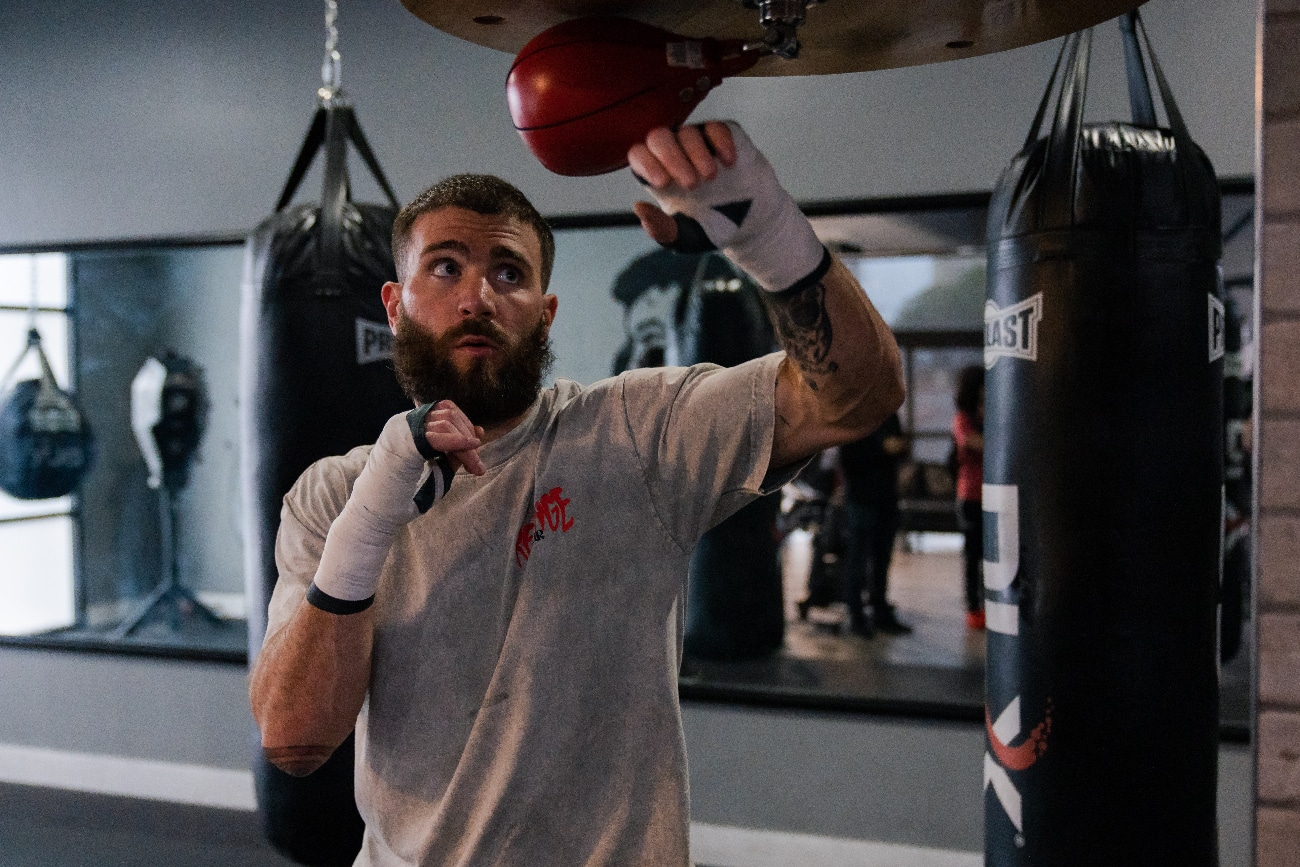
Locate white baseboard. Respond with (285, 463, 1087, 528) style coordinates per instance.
(0, 744, 979, 866)
(690, 822, 981, 867)
(0, 743, 256, 810)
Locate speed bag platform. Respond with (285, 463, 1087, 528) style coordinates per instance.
(982, 15, 1223, 867)
(241, 103, 410, 866)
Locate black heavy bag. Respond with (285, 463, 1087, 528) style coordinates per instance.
(241, 104, 409, 866)
(0, 329, 94, 500)
(982, 15, 1222, 865)
(611, 250, 784, 661)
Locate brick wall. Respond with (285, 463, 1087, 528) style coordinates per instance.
(1257, 2, 1300, 865)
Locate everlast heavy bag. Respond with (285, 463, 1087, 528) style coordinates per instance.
(611, 249, 784, 660)
(982, 14, 1222, 866)
(0, 329, 94, 500)
(241, 103, 409, 866)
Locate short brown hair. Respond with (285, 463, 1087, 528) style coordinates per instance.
(391, 174, 555, 289)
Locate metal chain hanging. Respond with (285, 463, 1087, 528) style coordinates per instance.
(317, 0, 349, 106)
(1, 259, 49, 395)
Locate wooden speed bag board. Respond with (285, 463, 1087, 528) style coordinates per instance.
(400, 0, 1149, 76)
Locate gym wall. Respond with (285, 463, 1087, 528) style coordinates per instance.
(0, 0, 1255, 247)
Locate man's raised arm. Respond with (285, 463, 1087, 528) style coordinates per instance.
(250, 402, 484, 776)
(628, 121, 905, 469)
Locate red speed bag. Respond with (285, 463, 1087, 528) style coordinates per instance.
(507, 17, 759, 176)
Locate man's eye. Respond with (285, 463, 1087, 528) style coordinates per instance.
(496, 265, 523, 284)
(432, 260, 459, 278)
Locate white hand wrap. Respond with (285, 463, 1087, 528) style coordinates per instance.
(312, 409, 449, 602)
(640, 122, 827, 293)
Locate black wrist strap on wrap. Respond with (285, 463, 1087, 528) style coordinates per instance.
(668, 213, 718, 254)
(768, 246, 833, 297)
(307, 583, 375, 615)
(406, 403, 457, 514)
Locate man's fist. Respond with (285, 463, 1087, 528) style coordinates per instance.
(628, 121, 826, 293)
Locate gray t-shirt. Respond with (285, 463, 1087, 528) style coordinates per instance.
(266, 352, 786, 867)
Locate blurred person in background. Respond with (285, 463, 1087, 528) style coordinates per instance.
(839, 412, 912, 637)
(953, 365, 985, 631)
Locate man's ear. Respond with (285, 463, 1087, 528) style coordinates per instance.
(542, 293, 558, 333)
(381, 282, 403, 334)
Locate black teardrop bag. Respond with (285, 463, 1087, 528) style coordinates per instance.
(0, 331, 94, 500)
(241, 104, 408, 866)
(983, 13, 1222, 865)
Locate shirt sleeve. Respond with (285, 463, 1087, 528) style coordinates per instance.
(618, 352, 791, 550)
(262, 451, 363, 645)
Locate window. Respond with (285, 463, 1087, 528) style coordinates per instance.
(0, 253, 77, 635)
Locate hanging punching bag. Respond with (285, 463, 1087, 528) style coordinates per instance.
(0, 329, 94, 500)
(240, 102, 409, 866)
(982, 14, 1222, 866)
(611, 249, 783, 660)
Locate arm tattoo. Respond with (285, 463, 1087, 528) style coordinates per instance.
(763, 281, 838, 390)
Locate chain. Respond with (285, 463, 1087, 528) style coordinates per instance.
(0, 259, 41, 395)
(27, 256, 40, 331)
(318, 0, 346, 105)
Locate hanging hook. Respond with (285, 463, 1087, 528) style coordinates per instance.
(26, 256, 40, 334)
(739, 0, 827, 60)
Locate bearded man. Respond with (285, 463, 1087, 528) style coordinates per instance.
(250, 122, 904, 866)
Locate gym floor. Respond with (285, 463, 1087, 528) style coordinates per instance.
(0, 783, 733, 867)
(0, 782, 298, 867)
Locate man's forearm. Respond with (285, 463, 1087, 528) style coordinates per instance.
(249, 600, 373, 776)
(763, 254, 905, 465)
(247, 404, 483, 777)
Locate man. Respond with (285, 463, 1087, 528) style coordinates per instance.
(250, 122, 904, 865)
(838, 412, 913, 637)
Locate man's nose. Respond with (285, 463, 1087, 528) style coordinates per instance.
(457, 273, 495, 318)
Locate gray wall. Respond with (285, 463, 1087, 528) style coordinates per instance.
(0, 0, 1262, 857)
(0, 0, 1254, 246)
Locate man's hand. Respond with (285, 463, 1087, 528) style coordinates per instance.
(628, 121, 826, 294)
(421, 400, 486, 476)
(630, 122, 736, 190)
(629, 119, 905, 470)
(311, 402, 481, 604)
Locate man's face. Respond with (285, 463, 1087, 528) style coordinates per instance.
(382, 207, 559, 426)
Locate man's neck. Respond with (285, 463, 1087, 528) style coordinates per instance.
(477, 390, 543, 446)
(479, 412, 528, 446)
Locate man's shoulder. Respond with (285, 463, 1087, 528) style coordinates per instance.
(561, 359, 760, 399)
(612, 354, 782, 401)
(284, 446, 371, 524)
(545, 365, 717, 420)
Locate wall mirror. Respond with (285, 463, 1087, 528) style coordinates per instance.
(0, 185, 1255, 739)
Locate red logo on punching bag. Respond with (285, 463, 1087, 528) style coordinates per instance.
(984, 696, 1053, 837)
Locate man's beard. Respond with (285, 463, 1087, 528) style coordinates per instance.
(392, 311, 555, 429)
